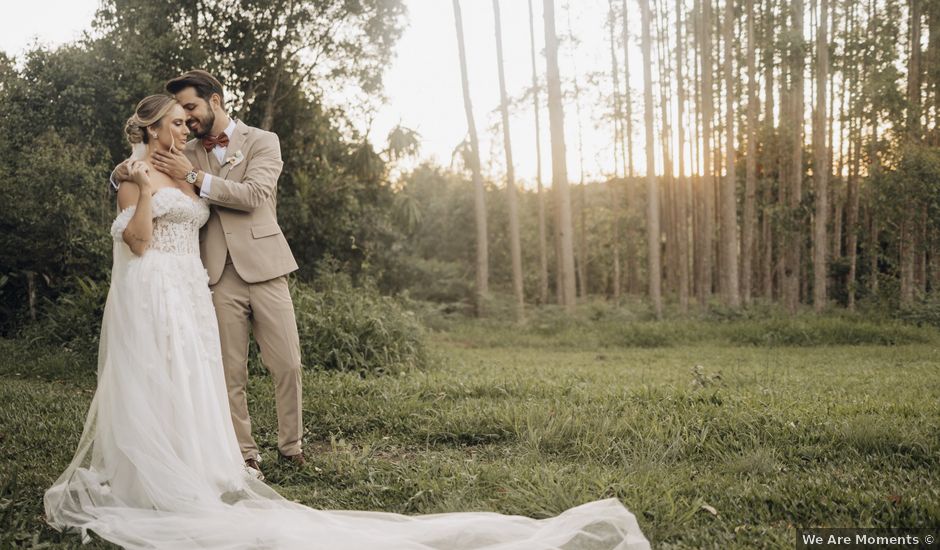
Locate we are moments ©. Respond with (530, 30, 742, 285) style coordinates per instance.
(801, 533, 927, 546)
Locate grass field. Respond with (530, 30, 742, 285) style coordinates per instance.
(1, 316, 939, 548)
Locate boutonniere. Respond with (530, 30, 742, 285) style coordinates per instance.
(225, 150, 245, 167)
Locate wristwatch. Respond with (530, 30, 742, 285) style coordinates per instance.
(185, 169, 198, 185)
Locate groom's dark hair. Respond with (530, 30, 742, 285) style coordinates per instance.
(166, 70, 225, 107)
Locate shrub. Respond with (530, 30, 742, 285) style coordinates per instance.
(20, 276, 108, 361)
(895, 296, 940, 329)
(291, 267, 430, 376)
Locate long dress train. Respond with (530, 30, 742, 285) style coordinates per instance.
(44, 187, 650, 549)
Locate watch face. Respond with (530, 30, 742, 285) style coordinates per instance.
(187, 171, 197, 184)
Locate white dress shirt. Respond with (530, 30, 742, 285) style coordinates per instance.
(199, 118, 237, 198)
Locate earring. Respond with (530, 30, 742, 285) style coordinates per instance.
(150, 132, 158, 139)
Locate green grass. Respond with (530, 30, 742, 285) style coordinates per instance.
(1, 317, 939, 548)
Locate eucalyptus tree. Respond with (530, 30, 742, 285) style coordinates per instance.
(493, 0, 525, 319)
(527, 0, 550, 305)
(622, 0, 640, 295)
(721, 0, 741, 307)
(813, 0, 830, 311)
(743, 0, 759, 305)
(543, 0, 578, 310)
(452, 0, 490, 315)
(640, 0, 663, 318)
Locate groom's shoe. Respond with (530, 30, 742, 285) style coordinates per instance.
(245, 458, 265, 481)
(278, 451, 306, 467)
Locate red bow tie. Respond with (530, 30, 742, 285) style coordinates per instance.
(202, 133, 230, 151)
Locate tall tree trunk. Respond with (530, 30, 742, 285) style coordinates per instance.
(493, 0, 524, 320)
(640, 0, 663, 317)
(543, 0, 578, 311)
(742, 0, 758, 305)
(901, 0, 922, 306)
(785, 0, 805, 313)
(846, 110, 862, 310)
(698, 0, 716, 308)
(925, 0, 940, 295)
(846, 0, 862, 310)
(566, 6, 589, 300)
(868, 122, 881, 296)
(692, 0, 704, 301)
(720, 0, 740, 307)
(813, 0, 829, 311)
(761, 0, 776, 300)
(453, 0, 489, 315)
(829, 0, 842, 266)
(527, 0, 550, 306)
(654, 0, 676, 300)
(609, 0, 624, 299)
(777, 52, 790, 304)
(622, 0, 639, 295)
(832, 11, 846, 266)
(676, 0, 690, 313)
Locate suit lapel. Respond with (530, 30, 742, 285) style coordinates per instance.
(218, 120, 249, 179)
(188, 138, 218, 175)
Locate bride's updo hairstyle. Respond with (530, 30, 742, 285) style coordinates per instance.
(124, 94, 177, 145)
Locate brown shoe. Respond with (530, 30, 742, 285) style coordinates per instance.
(278, 451, 306, 467)
(245, 458, 265, 481)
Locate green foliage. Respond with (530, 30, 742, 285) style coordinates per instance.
(894, 296, 940, 329)
(291, 263, 429, 376)
(724, 317, 926, 346)
(873, 143, 940, 223)
(0, 125, 112, 331)
(378, 164, 477, 299)
(0, 0, 409, 337)
(426, 298, 938, 349)
(20, 277, 109, 361)
(273, 93, 400, 283)
(92, 0, 407, 126)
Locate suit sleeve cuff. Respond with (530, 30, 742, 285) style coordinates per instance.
(200, 173, 213, 198)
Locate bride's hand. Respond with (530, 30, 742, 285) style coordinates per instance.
(127, 161, 152, 189)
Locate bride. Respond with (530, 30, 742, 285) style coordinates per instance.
(44, 94, 650, 550)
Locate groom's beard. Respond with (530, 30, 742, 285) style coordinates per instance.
(188, 111, 216, 139)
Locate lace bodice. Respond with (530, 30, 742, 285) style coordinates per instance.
(111, 188, 209, 256)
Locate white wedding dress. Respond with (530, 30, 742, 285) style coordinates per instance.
(44, 186, 650, 549)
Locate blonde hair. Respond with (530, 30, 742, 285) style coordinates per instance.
(124, 94, 178, 145)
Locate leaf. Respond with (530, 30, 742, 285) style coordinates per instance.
(700, 503, 719, 516)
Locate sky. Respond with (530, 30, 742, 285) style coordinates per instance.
(2, 0, 644, 189)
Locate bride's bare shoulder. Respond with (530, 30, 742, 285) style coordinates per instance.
(116, 181, 140, 211)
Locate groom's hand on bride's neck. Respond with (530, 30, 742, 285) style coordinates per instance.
(152, 145, 195, 182)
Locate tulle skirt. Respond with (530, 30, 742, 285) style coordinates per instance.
(44, 244, 650, 549)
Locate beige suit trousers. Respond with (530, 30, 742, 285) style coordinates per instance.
(210, 261, 303, 460)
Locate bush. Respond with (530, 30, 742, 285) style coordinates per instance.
(291, 266, 430, 376)
(895, 296, 940, 329)
(22, 263, 432, 377)
(434, 304, 937, 349)
(724, 317, 930, 346)
(385, 256, 472, 303)
(20, 276, 108, 361)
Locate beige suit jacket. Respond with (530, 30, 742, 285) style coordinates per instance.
(185, 120, 298, 285)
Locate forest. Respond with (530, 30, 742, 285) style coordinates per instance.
(2, 0, 940, 333)
(0, 0, 938, 547)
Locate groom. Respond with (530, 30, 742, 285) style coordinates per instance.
(151, 70, 305, 477)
